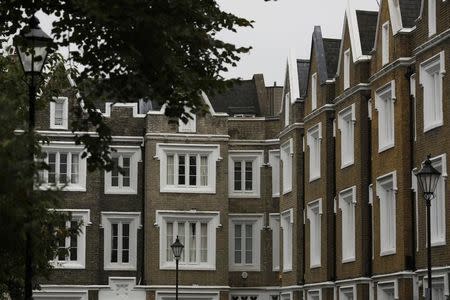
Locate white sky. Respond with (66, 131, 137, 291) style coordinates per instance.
(35, 0, 380, 86)
(216, 0, 380, 85)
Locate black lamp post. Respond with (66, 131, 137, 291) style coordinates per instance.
(415, 155, 441, 300)
(171, 236, 184, 300)
(14, 15, 52, 300)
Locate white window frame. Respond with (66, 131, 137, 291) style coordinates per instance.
(344, 49, 351, 90)
(285, 92, 290, 127)
(420, 51, 445, 132)
(377, 280, 398, 300)
(410, 73, 417, 141)
(228, 151, 263, 198)
(229, 214, 264, 271)
(382, 21, 390, 66)
(307, 289, 321, 300)
(338, 104, 355, 168)
(156, 210, 220, 271)
(375, 81, 396, 152)
(311, 73, 318, 110)
(307, 199, 322, 268)
(428, 0, 437, 36)
(307, 123, 322, 181)
(104, 146, 141, 194)
(422, 275, 449, 298)
(339, 186, 356, 263)
(376, 171, 397, 256)
(428, 154, 447, 246)
(269, 213, 281, 271)
(101, 212, 141, 270)
(51, 209, 91, 269)
(156, 143, 220, 194)
(281, 209, 293, 272)
(178, 108, 197, 133)
(50, 96, 69, 129)
(281, 140, 293, 194)
(269, 150, 280, 197)
(39, 144, 87, 192)
(339, 286, 356, 300)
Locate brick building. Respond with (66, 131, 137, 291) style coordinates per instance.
(33, 0, 449, 299)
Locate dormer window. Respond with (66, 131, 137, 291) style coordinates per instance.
(382, 21, 390, 66)
(50, 97, 68, 129)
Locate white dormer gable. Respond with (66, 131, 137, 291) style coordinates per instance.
(373, 0, 406, 50)
(287, 48, 300, 104)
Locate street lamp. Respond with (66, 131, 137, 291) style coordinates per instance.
(14, 15, 52, 300)
(415, 155, 441, 300)
(171, 236, 184, 300)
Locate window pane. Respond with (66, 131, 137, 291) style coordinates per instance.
(234, 161, 242, 191)
(245, 224, 253, 264)
(200, 155, 208, 186)
(48, 153, 56, 183)
(245, 161, 253, 191)
(178, 222, 185, 261)
(167, 155, 174, 185)
(234, 224, 242, 264)
(69, 220, 78, 261)
(178, 155, 186, 185)
(200, 223, 207, 262)
(71, 154, 79, 184)
(111, 223, 118, 263)
(122, 157, 131, 187)
(55, 101, 64, 125)
(189, 223, 197, 262)
(189, 155, 197, 186)
(111, 157, 119, 187)
(59, 153, 68, 183)
(167, 222, 173, 262)
(122, 223, 130, 263)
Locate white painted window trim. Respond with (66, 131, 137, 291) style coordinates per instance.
(377, 280, 398, 300)
(338, 104, 356, 169)
(101, 212, 141, 270)
(420, 51, 445, 133)
(51, 209, 91, 269)
(307, 199, 322, 268)
(428, 154, 447, 246)
(339, 285, 356, 300)
(376, 171, 397, 256)
(39, 144, 87, 192)
(155, 210, 221, 271)
(155, 143, 220, 194)
(382, 21, 390, 66)
(307, 123, 322, 182)
(104, 146, 141, 195)
(228, 150, 264, 198)
(307, 289, 321, 300)
(178, 108, 197, 133)
(269, 150, 281, 197)
(344, 49, 351, 90)
(410, 74, 417, 141)
(339, 186, 356, 263)
(281, 139, 293, 194)
(428, 0, 437, 36)
(422, 274, 449, 298)
(269, 213, 281, 271)
(50, 96, 69, 130)
(411, 168, 419, 252)
(280, 208, 294, 272)
(369, 184, 375, 259)
(375, 81, 396, 153)
(229, 213, 264, 271)
(311, 73, 318, 110)
(285, 92, 290, 127)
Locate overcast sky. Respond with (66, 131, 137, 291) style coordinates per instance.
(35, 0, 380, 86)
(216, 0, 380, 85)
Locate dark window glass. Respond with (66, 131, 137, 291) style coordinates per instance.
(234, 161, 242, 191)
(122, 224, 130, 263)
(111, 223, 118, 263)
(122, 157, 130, 187)
(245, 161, 253, 190)
(178, 155, 185, 185)
(189, 155, 197, 186)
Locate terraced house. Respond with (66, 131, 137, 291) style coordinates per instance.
(33, 0, 449, 299)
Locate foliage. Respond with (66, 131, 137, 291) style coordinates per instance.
(0, 0, 253, 170)
(0, 54, 81, 299)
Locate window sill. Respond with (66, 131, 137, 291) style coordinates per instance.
(39, 185, 86, 192)
(230, 265, 261, 272)
(342, 257, 356, 264)
(160, 263, 216, 271)
(104, 264, 137, 271)
(49, 125, 68, 130)
(229, 192, 260, 199)
(380, 249, 396, 257)
(282, 267, 293, 273)
(309, 175, 321, 183)
(430, 240, 446, 247)
(424, 121, 443, 133)
(160, 186, 215, 194)
(378, 142, 394, 154)
(104, 187, 137, 195)
(273, 266, 280, 272)
(272, 193, 280, 198)
(51, 261, 85, 269)
(340, 160, 354, 169)
(282, 188, 292, 195)
(310, 263, 321, 269)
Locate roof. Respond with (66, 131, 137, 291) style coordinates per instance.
(399, 0, 420, 28)
(322, 38, 341, 79)
(208, 80, 261, 116)
(356, 10, 378, 55)
(296, 59, 310, 98)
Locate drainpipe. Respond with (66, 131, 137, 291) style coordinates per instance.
(365, 92, 373, 278)
(140, 128, 146, 285)
(301, 133, 306, 286)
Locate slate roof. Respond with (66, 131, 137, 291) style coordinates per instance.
(208, 80, 261, 116)
(399, 0, 420, 28)
(323, 38, 341, 79)
(356, 10, 378, 55)
(296, 59, 310, 98)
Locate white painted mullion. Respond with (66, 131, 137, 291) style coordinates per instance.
(67, 152, 72, 184)
(196, 154, 200, 187)
(119, 155, 123, 188)
(241, 223, 245, 265)
(196, 221, 201, 263)
(65, 220, 71, 261)
(184, 221, 189, 263)
(241, 160, 245, 191)
(118, 222, 123, 264)
(174, 154, 179, 186)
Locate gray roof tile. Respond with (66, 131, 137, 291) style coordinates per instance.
(356, 10, 378, 55)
